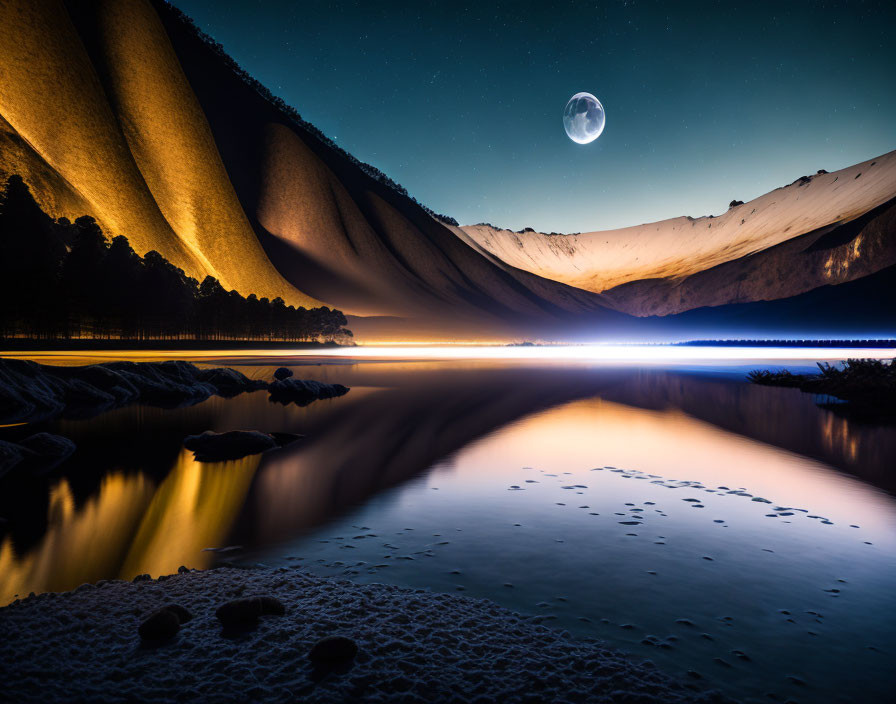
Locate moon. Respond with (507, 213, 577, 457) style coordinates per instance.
(563, 92, 605, 144)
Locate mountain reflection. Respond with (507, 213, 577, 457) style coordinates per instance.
(120, 451, 259, 579)
(1, 361, 893, 604)
(0, 473, 153, 602)
(0, 452, 258, 603)
(243, 366, 621, 545)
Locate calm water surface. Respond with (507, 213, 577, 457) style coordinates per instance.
(1, 352, 895, 703)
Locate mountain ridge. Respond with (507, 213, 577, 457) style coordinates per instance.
(461, 150, 896, 297)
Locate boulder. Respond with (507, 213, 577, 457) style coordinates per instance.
(72, 365, 139, 403)
(309, 635, 358, 664)
(258, 596, 286, 615)
(216, 597, 263, 628)
(268, 432, 303, 448)
(197, 367, 267, 397)
(62, 378, 116, 409)
(161, 603, 193, 624)
(138, 608, 181, 642)
(0, 358, 67, 422)
(0, 358, 347, 423)
(183, 431, 277, 462)
(268, 378, 349, 406)
(102, 361, 214, 406)
(183, 430, 302, 462)
(19, 433, 76, 465)
(0, 433, 75, 478)
(0, 441, 26, 478)
(215, 595, 286, 629)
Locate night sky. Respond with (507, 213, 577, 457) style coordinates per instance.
(175, 0, 896, 233)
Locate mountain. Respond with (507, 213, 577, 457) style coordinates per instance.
(0, 0, 892, 341)
(0, 0, 622, 342)
(0, 0, 309, 307)
(462, 152, 896, 316)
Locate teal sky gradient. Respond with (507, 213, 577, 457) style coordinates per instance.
(174, 0, 896, 232)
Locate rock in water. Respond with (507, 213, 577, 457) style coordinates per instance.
(184, 430, 302, 461)
(309, 635, 359, 664)
(1, 358, 347, 422)
(184, 431, 278, 461)
(197, 367, 267, 398)
(19, 433, 76, 464)
(268, 378, 349, 406)
(0, 358, 268, 424)
(0, 433, 76, 478)
(268, 432, 303, 449)
(138, 608, 181, 642)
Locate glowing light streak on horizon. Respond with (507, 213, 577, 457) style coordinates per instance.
(289, 345, 896, 364)
(5, 345, 895, 366)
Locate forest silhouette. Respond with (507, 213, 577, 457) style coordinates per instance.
(0, 176, 352, 342)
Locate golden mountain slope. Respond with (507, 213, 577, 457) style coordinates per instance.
(0, 0, 318, 307)
(0, 0, 616, 337)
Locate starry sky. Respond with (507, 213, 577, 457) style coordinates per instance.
(175, 0, 896, 233)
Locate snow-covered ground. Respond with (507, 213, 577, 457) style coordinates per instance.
(0, 566, 728, 703)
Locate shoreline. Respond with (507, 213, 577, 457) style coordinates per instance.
(0, 358, 348, 476)
(0, 566, 728, 703)
(748, 358, 896, 418)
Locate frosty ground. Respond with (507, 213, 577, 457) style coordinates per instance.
(0, 566, 730, 703)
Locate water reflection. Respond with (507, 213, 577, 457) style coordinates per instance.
(2, 359, 894, 701)
(0, 473, 153, 601)
(120, 451, 259, 579)
(578, 370, 895, 491)
(0, 451, 258, 602)
(1, 361, 894, 601)
(279, 394, 892, 703)
(246, 366, 623, 544)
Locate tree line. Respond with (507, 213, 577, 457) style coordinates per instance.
(0, 175, 352, 343)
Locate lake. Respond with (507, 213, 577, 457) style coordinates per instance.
(1, 348, 895, 703)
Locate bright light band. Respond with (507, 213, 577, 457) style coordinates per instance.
(8, 345, 894, 366)
(289, 344, 896, 364)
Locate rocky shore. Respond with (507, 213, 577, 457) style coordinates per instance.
(0, 358, 350, 424)
(748, 358, 895, 417)
(0, 358, 348, 475)
(0, 567, 730, 703)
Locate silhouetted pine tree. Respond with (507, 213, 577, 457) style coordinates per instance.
(0, 176, 67, 337)
(102, 236, 143, 338)
(197, 276, 228, 340)
(60, 216, 109, 337)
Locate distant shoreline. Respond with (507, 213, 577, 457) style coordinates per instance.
(0, 339, 349, 352)
(675, 339, 896, 348)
